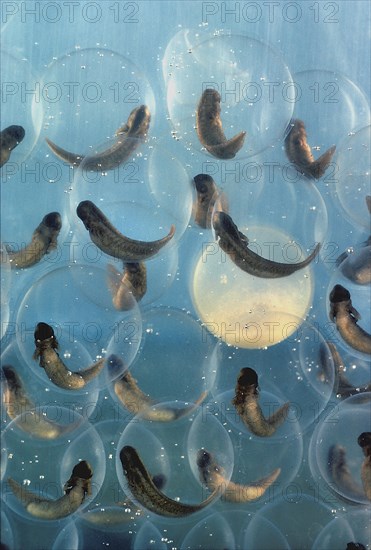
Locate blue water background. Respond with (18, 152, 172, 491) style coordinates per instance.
(1, 1, 370, 549)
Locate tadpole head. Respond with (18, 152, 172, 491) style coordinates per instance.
(193, 174, 214, 194)
(34, 322, 55, 341)
(237, 367, 258, 388)
(358, 432, 371, 449)
(329, 284, 351, 303)
(132, 104, 150, 125)
(124, 105, 150, 134)
(1, 365, 17, 386)
(212, 211, 241, 243)
(43, 212, 62, 231)
(196, 449, 212, 469)
(72, 460, 93, 480)
(120, 445, 136, 468)
(76, 200, 95, 227)
(6, 125, 25, 143)
(288, 118, 304, 133)
(201, 88, 221, 105)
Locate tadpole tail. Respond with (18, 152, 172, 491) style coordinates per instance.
(80, 358, 105, 383)
(266, 402, 290, 429)
(307, 145, 336, 179)
(45, 138, 83, 167)
(172, 391, 209, 420)
(7, 478, 43, 506)
(207, 131, 246, 160)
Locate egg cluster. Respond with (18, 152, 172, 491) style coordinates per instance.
(1, 25, 370, 550)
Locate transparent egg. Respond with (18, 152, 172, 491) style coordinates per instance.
(325, 271, 371, 360)
(1, 339, 102, 427)
(311, 507, 371, 550)
(250, 494, 334, 549)
(134, 521, 168, 550)
(242, 514, 290, 550)
(15, 264, 142, 389)
(288, 70, 370, 183)
(334, 125, 371, 231)
(206, 319, 335, 436)
(180, 511, 236, 549)
(41, 47, 155, 154)
(116, 407, 232, 520)
(0, 51, 43, 173)
(108, 306, 218, 408)
(0, 509, 15, 549)
(191, 163, 327, 348)
(2, 410, 105, 520)
(308, 392, 371, 505)
(52, 520, 80, 550)
(162, 29, 294, 159)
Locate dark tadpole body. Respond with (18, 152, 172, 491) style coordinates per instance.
(110, 355, 207, 421)
(346, 544, 366, 550)
(193, 174, 219, 228)
(8, 461, 93, 519)
(329, 284, 371, 355)
(119, 445, 218, 517)
(77, 200, 175, 262)
(196, 89, 246, 159)
(232, 368, 290, 437)
(319, 342, 371, 398)
(328, 444, 366, 500)
(0, 125, 25, 167)
(2, 365, 68, 439)
(33, 322, 104, 390)
(284, 119, 336, 179)
(82, 473, 167, 526)
(7, 212, 62, 269)
(358, 432, 371, 500)
(192, 174, 228, 229)
(107, 261, 147, 310)
(337, 245, 371, 286)
(213, 211, 320, 278)
(334, 196, 371, 285)
(45, 105, 150, 171)
(337, 195, 371, 284)
(196, 449, 281, 502)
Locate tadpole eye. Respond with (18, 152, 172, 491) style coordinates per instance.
(152, 473, 166, 491)
(107, 354, 126, 377)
